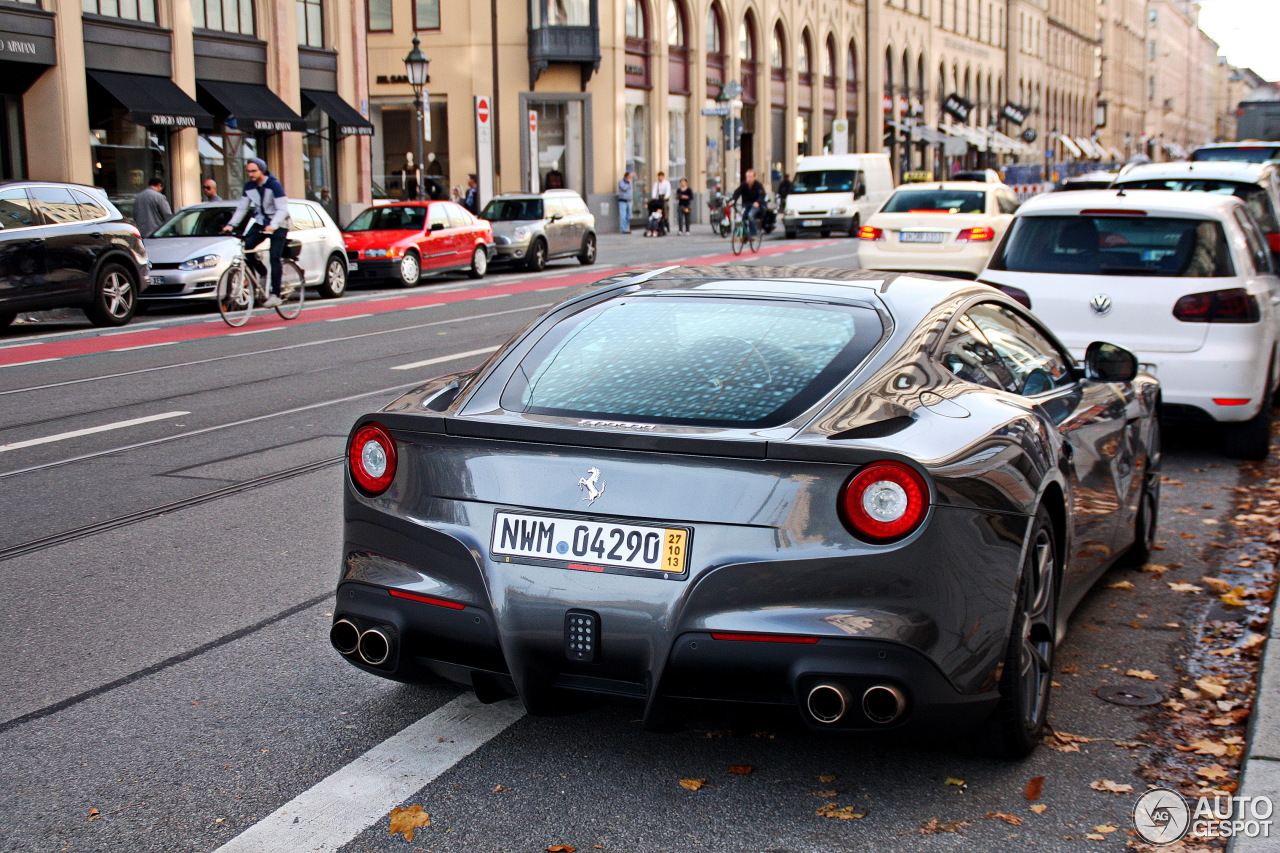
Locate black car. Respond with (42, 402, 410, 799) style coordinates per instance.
(0, 180, 150, 331)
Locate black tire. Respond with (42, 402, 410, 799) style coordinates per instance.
(525, 238, 547, 272)
(973, 506, 1058, 759)
(1223, 401, 1273, 460)
(819, 229, 831, 238)
(849, 215, 861, 237)
(577, 233, 597, 265)
(467, 245, 488, 279)
(1121, 418, 1162, 567)
(318, 253, 348, 298)
(85, 262, 137, 327)
(0, 311, 16, 329)
(749, 224, 763, 252)
(784, 228, 796, 239)
(396, 251, 421, 287)
(275, 259, 305, 320)
(730, 225, 744, 256)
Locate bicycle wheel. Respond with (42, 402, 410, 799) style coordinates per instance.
(217, 265, 253, 327)
(275, 259, 305, 320)
(749, 222, 763, 252)
(730, 222, 744, 255)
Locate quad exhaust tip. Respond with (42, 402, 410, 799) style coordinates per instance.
(806, 682, 907, 726)
(330, 619, 360, 656)
(861, 684, 907, 726)
(806, 683, 854, 724)
(357, 627, 392, 666)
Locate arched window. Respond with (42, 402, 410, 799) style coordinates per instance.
(771, 23, 785, 72)
(706, 2, 723, 54)
(667, 0, 684, 46)
(824, 35, 837, 85)
(625, 0, 646, 39)
(668, 0, 690, 94)
(798, 30, 812, 77)
(739, 10, 759, 103)
(705, 1, 726, 98)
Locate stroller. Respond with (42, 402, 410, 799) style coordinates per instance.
(645, 197, 669, 237)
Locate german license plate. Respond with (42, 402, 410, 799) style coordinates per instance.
(348, 262, 359, 270)
(150, 276, 165, 286)
(802, 219, 823, 227)
(492, 511, 690, 576)
(899, 231, 945, 243)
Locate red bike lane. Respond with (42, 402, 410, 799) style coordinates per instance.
(0, 241, 826, 368)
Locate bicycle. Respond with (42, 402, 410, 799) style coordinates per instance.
(216, 237, 305, 327)
(730, 206, 763, 255)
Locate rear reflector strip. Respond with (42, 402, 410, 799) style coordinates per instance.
(389, 589, 466, 609)
(1213, 398, 1251, 406)
(1079, 208, 1147, 216)
(567, 563, 605, 573)
(709, 632, 820, 644)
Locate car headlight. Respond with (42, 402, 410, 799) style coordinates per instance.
(364, 248, 389, 258)
(829, 208, 846, 216)
(512, 226, 532, 243)
(178, 254, 220, 271)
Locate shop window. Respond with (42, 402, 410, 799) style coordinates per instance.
(297, 0, 324, 47)
(192, 0, 255, 36)
(532, 0, 588, 26)
(90, 111, 168, 218)
(302, 103, 335, 215)
(83, 0, 157, 23)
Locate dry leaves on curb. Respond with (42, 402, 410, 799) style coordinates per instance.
(985, 811, 1024, 826)
(1089, 779, 1134, 794)
(916, 818, 970, 834)
(1125, 669, 1160, 680)
(388, 805, 431, 842)
(816, 803, 867, 820)
(547, 846, 577, 853)
(679, 778, 706, 791)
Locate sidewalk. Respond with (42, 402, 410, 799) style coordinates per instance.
(1231, 611, 1280, 852)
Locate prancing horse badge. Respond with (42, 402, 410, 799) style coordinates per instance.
(577, 467, 605, 505)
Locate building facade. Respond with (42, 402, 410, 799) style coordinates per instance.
(0, 0, 369, 221)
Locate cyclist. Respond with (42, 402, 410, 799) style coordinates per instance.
(223, 157, 290, 308)
(730, 168, 766, 239)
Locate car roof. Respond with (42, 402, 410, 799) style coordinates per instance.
(1116, 161, 1271, 182)
(488, 190, 583, 200)
(1064, 171, 1119, 182)
(890, 181, 1002, 192)
(1016, 188, 1245, 218)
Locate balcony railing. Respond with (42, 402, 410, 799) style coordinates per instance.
(528, 24, 600, 88)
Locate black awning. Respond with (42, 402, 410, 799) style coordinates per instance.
(301, 89, 374, 137)
(196, 79, 306, 133)
(87, 70, 214, 130)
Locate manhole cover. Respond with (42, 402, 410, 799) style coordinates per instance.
(1096, 684, 1164, 706)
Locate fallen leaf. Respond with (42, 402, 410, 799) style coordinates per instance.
(1141, 563, 1170, 573)
(547, 846, 577, 853)
(1221, 589, 1250, 607)
(679, 778, 706, 791)
(944, 777, 966, 787)
(1086, 833, 1106, 840)
(1060, 663, 1081, 674)
(1168, 582, 1203, 592)
(811, 790, 840, 797)
(1187, 739, 1228, 756)
(388, 805, 431, 843)
(1106, 580, 1135, 590)
(727, 765, 754, 775)
(1090, 779, 1134, 794)
(1030, 804, 1048, 814)
(986, 811, 1024, 826)
(918, 818, 970, 834)
(1025, 776, 1044, 800)
(816, 803, 866, 820)
(1196, 678, 1229, 699)
(1242, 634, 1267, 653)
(1197, 765, 1230, 781)
(1125, 669, 1159, 680)
(1093, 824, 1118, 833)
(493, 784, 507, 792)
(87, 808, 100, 821)
(818, 774, 837, 783)
(1203, 577, 1232, 593)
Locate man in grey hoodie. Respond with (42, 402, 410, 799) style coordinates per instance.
(223, 157, 291, 307)
(133, 176, 172, 236)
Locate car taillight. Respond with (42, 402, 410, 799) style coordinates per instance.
(1266, 232, 1280, 253)
(956, 227, 995, 242)
(1172, 288, 1260, 323)
(990, 283, 1032, 308)
(839, 461, 929, 543)
(349, 423, 398, 495)
(858, 225, 884, 241)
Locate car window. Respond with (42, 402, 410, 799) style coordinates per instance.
(881, 189, 987, 213)
(1116, 178, 1279, 230)
(288, 202, 319, 230)
(344, 206, 426, 231)
(71, 189, 109, 221)
(151, 207, 233, 237)
(1233, 208, 1275, 275)
(480, 199, 543, 221)
(566, 197, 589, 215)
(0, 188, 37, 230)
(790, 170, 858, 194)
(966, 303, 1075, 396)
(939, 315, 1014, 391)
(445, 204, 473, 228)
(990, 215, 1235, 277)
(427, 205, 450, 229)
(996, 191, 1020, 214)
(1191, 146, 1280, 163)
(545, 198, 567, 218)
(501, 296, 884, 427)
(30, 186, 83, 224)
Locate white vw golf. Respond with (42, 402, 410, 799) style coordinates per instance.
(978, 189, 1280, 459)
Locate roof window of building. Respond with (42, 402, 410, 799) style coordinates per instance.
(192, 0, 254, 36)
(84, 0, 157, 24)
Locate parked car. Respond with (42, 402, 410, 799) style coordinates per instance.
(781, 153, 895, 237)
(0, 179, 149, 330)
(950, 169, 1005, 183)
(1190, 142, 1280, 164)
(979, 189, 1280, 459)
(856, 181, 1022, 278)
(480, 189, 596, 271)
(143, 199, 350, 302)
(1111, 160, 1280, 256)
(342, 201, 494, 286)
(333, 264, 1160, 758)
(1055, 171, 1119, 191)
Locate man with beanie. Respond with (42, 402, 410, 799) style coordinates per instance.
(223, 157, 291, 308)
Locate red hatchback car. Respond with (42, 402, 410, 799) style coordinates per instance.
(342, 201, 494, 286)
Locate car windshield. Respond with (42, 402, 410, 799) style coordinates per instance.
(1191, 146, 1280, 163)
(502, 296, 883, 427)
(990, 215, 1235, 277)
(344, 206, 425, 231)
(790, 170, 858, 194)
(1114, 178, 1279, 230)
(481, 199, 545, 221)
(150, 207, 233, 237)
(882, 189, 987, 213)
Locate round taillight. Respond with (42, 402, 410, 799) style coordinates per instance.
(349, 423, 397, 496)
(839, 461, 929, 543)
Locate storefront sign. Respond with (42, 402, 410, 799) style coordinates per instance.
(0, 34, 55, 66)
(338, 124, 373, 136)
(943, 93, 973, 124)
(1002, 102, 1028, 125)
(253, 119, 298, 132)
(149, 114, 198, 127)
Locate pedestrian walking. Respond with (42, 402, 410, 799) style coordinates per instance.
(616, 171, 633, 233)
(463, 174, 479, 214)
(649, 171, 672, 237)
(202, 179, 222, 202)
(222, 157, 291, 308)
(133, 176, 172, 236)
(675, 178, 694, 235)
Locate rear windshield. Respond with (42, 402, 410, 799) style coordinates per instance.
(1190, 146, 1280, 163)
(1114, 178, 1278, 230)
(481, 199, 544, 221)
(990, 215, 1235, 277)
(344, 206, 425, 231)
(882, 189, 986, 213)
(150, 207, 233, 237)
(791, 170, 859, 194)
(502, 297, 883, 427)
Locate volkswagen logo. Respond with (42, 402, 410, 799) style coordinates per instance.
(1090, 294, 1113, 316)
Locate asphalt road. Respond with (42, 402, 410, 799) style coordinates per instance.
(0, 230, 1269, 852)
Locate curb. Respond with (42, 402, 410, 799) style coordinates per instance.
(1228, 593, 1280, 852)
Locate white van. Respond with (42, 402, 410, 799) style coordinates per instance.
(782, 153, 895, 237)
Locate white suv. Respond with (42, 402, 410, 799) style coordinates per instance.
(979, 189, 1280, 459)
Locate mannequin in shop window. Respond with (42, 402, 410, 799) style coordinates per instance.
(400, 152, 421, 201)
(426, 152, 444, 176)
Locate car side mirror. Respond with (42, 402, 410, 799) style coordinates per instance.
(548, 213, 562, 222)
(429, 222, 445, 232)
(1084, 341, 1138, 382)
(852, 175, 867, 199)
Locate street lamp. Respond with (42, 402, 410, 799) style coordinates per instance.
(403, 35, 430, 200)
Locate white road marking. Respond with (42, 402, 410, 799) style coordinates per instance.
(0, 411, 190, 453)
(229, 327, 285, 336)
(475, 293, 510, 300)
(211, 694, 524, 853)
(110, 341, 178, 353)
(0, 357, 63, 369)
(391, 346, 499, 371)
(326, 314, 372, 322)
